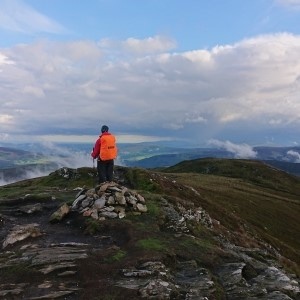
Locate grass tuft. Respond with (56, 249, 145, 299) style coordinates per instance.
(136, 238, 166, 252)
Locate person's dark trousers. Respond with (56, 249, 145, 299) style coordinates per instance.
(97, 159, 114, 183)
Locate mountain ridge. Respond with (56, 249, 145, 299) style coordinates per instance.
(2, 144, 300, 186)
(0, 158, 299, 299)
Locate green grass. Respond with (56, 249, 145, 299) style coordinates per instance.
(123, 168, 161, 192)
(164, 158, 300, 194)
(104, 250, 127, 263)
(161, 170, 300, 269)
(174, 236, 220, 266)
(136, 238, 167, 252)
(0, 166, 97, 200)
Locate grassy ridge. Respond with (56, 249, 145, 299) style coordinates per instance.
(0, 158, 299, 275)
(163, 158, 300, 267)
(163, 158, 300, 192)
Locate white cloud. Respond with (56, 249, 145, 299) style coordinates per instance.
(209, 139, 258, 159)
(0, 53, 14, 73)
(0, 114, 14, 124)
(287, 150, 300, 162)
(123, 35, 176, 54)
(1, 33, 300, 145)
(0, 0, 66, 34)
(98, 35, 176, 58)
(0, 53, 14, 65)
(184, 114, 207, 124)
(0, 142, 96, 186)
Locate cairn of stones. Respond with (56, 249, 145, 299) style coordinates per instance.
(71, 182, 148, 220)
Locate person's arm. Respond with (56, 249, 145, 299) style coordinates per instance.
(91, 138, 100, 159)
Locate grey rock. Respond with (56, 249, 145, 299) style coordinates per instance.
(74, 188, 87, 199)
(81, 197, 93, 208)
(126, 195, 137, 206)
(90, 209, 99, 220)
(19, 203, 43, 214)
(107, 195, 115, 205)
(115, 192, 126, 205)
(3, 223, 42, 249)
(29, 290, 75, 299)
(72, 194, 86, 209)
(136, 193, 146, 204)
(39, 262, 77, 274)
(99, 211, 118, 219)
(0, 283, 29, 297)
(136, 203, 148, 213)
(94, 196, 106, 209)
(139, 279, 177, 299)
(49, 203, 70, 223)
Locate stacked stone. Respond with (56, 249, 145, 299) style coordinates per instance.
(71, 182, 148, 220)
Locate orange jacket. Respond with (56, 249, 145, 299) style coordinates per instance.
(91, 132, 117, 161)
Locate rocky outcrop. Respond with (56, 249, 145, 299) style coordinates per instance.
(0, 242, 87, 299)
(3, 223, 42, 249)
(116, 260, 216, 299)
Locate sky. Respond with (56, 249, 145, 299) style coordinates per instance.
(1, 0, 300, 147)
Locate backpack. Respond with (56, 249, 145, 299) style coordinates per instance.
(99, 134, 117, 161)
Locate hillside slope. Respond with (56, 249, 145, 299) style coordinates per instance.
(0, 160, 299, 299)
(163, 158, 300, 265)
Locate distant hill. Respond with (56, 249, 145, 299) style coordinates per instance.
(0, 146, 46, 168)
(124, 145, 300, 176)
(0, 147, 60, 185)
(262, 159, 300, 176)
(2, 143, 300, 185)
(123, 148, 231, 168)
(163, 157, 300, 191)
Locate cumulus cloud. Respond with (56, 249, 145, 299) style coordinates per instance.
(1, 32, 300, 144)
(0, 0, 66, 34)
(0, 53, 14, 65)
(122, 36, 177, 54)
(208, 139, 258, 159)
(98, 35, 177, 58)
(286, 150, 300, 162)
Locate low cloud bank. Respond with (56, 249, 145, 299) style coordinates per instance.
(0, 142, 125, 186)
(208, 139, 258, 159)
(0, 165, 55, 186)
(0, 143, 90, 186)
(286, 150, 300, 162)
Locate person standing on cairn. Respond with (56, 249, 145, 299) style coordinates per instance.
(91, 125, 117, 184)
